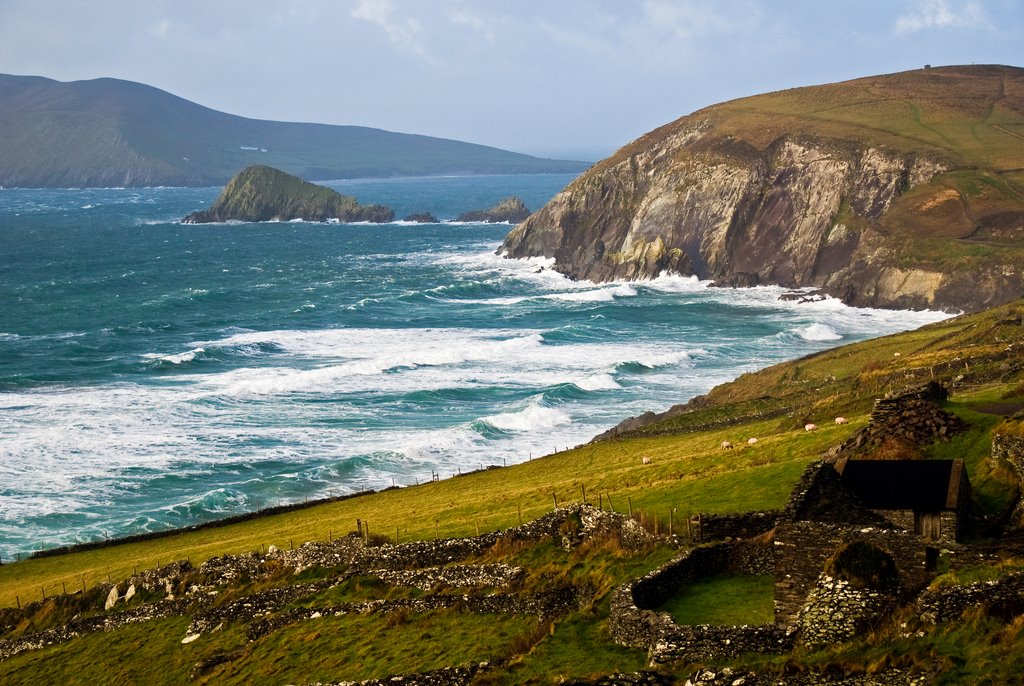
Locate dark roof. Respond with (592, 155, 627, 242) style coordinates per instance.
(836, 459, 966, 511)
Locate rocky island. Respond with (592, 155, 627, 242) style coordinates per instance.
(457, 196, 531, 223)
(402, 212, 439, 223)
(182, 165, 394, 223)
(501, 65, 1024, 312)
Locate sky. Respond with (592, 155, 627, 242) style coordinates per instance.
(0, 1, 1021, 161)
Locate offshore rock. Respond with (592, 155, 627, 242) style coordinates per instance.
(501, 66, 1024, 312)
(403, 212, 439, 223)
(457, 197, 531, 223)
(182, 165, 394, 223)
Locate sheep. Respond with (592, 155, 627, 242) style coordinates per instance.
(721, 440, 734, 450)
(641, 455, 652, 465)
(834, 416, 848, 425)
(747, 437, 759, 445)
(804, 423, 818, 432)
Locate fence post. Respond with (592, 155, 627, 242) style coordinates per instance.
(552, 493, 558, 511)
(627, 497, 633, 519)
(607, 494, 614, 513)
(669, 508, 674, 537)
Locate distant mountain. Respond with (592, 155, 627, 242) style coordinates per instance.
(503, 65, 1024, 312)
(0, 74, 590, 188)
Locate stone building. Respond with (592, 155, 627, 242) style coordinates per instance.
(773, 458, 971, 626)
(834, 457, 970, 543)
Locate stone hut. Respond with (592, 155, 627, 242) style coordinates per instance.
(773, 458, 971, 626)
(835, 458, 970, 543)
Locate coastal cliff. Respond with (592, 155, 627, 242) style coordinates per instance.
(502, 65, 1024, 312)
(182, 165, 394, 223)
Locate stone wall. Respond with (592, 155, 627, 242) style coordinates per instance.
(774, 522, 930, 626)
(0, 505, 645, 661)
(991, 433, 1024, 478)
(990, 432, 1024, 527)
(797, 575, 896, 647)
(835, 382, 965, 456)
(915, 572, 1024, 624)
(608, 542, 790, 665)
(692, 511, 779, 542)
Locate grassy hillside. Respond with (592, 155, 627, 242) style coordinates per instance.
(1, 300, 1023, 683)
(661, 65, 1024, 235)
(0, 74, 590, 187)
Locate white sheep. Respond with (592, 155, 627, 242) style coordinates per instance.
(641, 455, 652, 465)
(804, 423, 818, 432)
(721, 440, 734, 450)
(834, 416, 848, 425)
(747, 437, 759, 445)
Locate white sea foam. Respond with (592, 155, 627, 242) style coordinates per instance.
(142, 347, 205, 365)
(627, 350, 701, 369)
(644, 273, 709, 292)
(797, 323, 842, 341)
(482, 404, 572, 432)
(544, 284, 638, 303)
(575, 373, 621, 391)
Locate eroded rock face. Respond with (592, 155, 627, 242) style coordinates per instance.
(501, 67, 1024, 312)
(502, 136, 957, 308)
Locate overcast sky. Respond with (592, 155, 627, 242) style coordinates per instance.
(1, 1, 1021, 160)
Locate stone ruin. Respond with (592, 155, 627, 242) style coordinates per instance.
(0, 504, 652, 668)
(830, 381, 965, 457)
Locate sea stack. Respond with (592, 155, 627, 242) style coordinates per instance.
(457, 197, 531, 223)
(182, 165, 394, 223)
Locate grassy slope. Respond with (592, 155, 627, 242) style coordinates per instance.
(2, 300, 1023, 684)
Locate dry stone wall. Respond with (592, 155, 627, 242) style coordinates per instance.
(835, 382, 964, 455)
(914, 572, 1024, 624)
(797, 575, 896, 647)
(774, 521, 929, 625)
(692, 511, 779, 542)
(609, 542, 791, 665)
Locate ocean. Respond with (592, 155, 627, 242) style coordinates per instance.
(0, 174, 949, 559)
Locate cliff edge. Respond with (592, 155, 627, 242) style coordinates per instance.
(501, 65, 1024, 312)
(183, 165, 394, 223)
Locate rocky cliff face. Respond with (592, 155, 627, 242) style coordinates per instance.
(502, 66, 1024, 312)
(182, 165, 394, 223)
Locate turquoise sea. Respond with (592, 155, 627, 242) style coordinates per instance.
(0, 174, 949, 559)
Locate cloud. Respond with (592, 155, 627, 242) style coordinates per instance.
(351, 0, 425, 53)
(448, 9, 496, 44)
(640, 0, 749, 40)
(894, 0, 990, 33)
